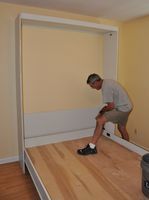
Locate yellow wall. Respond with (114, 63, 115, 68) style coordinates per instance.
(0, 2, 121, 159)
(119, 15, 149, 150)
(22, 24, 103, 113)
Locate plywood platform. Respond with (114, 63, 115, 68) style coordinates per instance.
(26, 136, 144, 200)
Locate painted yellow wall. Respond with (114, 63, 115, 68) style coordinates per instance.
(22, 24, 103, 113)
(0, 2, 121, 159)
(119, 15, 149, 150)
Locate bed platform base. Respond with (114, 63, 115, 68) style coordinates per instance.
(25, 149, 51, 200)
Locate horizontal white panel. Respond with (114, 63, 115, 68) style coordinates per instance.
(24, 107, 99, 138)
(25, 128, 94, 147)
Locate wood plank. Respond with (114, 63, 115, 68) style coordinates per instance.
(27, 136, 144, 200)
(0, 162, 40, 200)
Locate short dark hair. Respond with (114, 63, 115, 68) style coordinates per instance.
(87, 73, 101, 84)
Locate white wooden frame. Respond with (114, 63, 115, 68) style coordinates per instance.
(15, 13, 148, 199)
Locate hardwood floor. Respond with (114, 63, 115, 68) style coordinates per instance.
(0, 162, 40, 200)
(27, 136, 144, 200)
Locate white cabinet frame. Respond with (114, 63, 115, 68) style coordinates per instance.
(15, 13, 141, 199)
(16, 13, 119, 170)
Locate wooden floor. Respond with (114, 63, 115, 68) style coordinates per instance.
(0, 162, 40, 200)
(27, 136, 144, 200)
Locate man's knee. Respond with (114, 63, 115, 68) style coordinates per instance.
(96, 116, 107, 126)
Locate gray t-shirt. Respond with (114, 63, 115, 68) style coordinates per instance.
(101, 79, 133, 112)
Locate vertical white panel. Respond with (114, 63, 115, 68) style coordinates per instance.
(15, 16, 25, 172)
(103, 31, 118, 134)
(103, 32, 118, 80)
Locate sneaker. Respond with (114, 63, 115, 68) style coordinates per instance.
(77, 144, 97, 155)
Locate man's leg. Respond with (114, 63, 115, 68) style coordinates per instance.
(91, 115, 107, 145)
(77, 115, 107, 155)
(117, 124, 129, 141)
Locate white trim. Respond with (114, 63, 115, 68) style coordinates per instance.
(103, 32, 118, 80)
(15, 15, 25, 172)
(103, 131, 149, 156)
(20, 13, 118, 33)
(0, 156, 19, 164)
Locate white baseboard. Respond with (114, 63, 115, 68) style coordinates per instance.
(0, 156, 19, 164)
(25, 128, 94, 148)
(103, 131, 149, 156)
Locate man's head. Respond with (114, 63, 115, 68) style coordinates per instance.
(87, 73, 103, 90)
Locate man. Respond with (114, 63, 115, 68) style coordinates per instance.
(77, 73, 133, 156)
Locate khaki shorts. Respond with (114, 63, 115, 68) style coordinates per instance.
(103, 109, 131, 126)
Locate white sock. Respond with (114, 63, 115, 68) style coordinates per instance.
(89, 143, 96, 149)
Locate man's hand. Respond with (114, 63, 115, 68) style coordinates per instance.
(99, 102, 115, 115)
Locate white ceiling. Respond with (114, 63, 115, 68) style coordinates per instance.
(1, 0, 149, 21)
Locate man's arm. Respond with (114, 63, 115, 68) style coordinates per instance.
(99, 102, 115, 115)
(95, 102, 115, 119)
